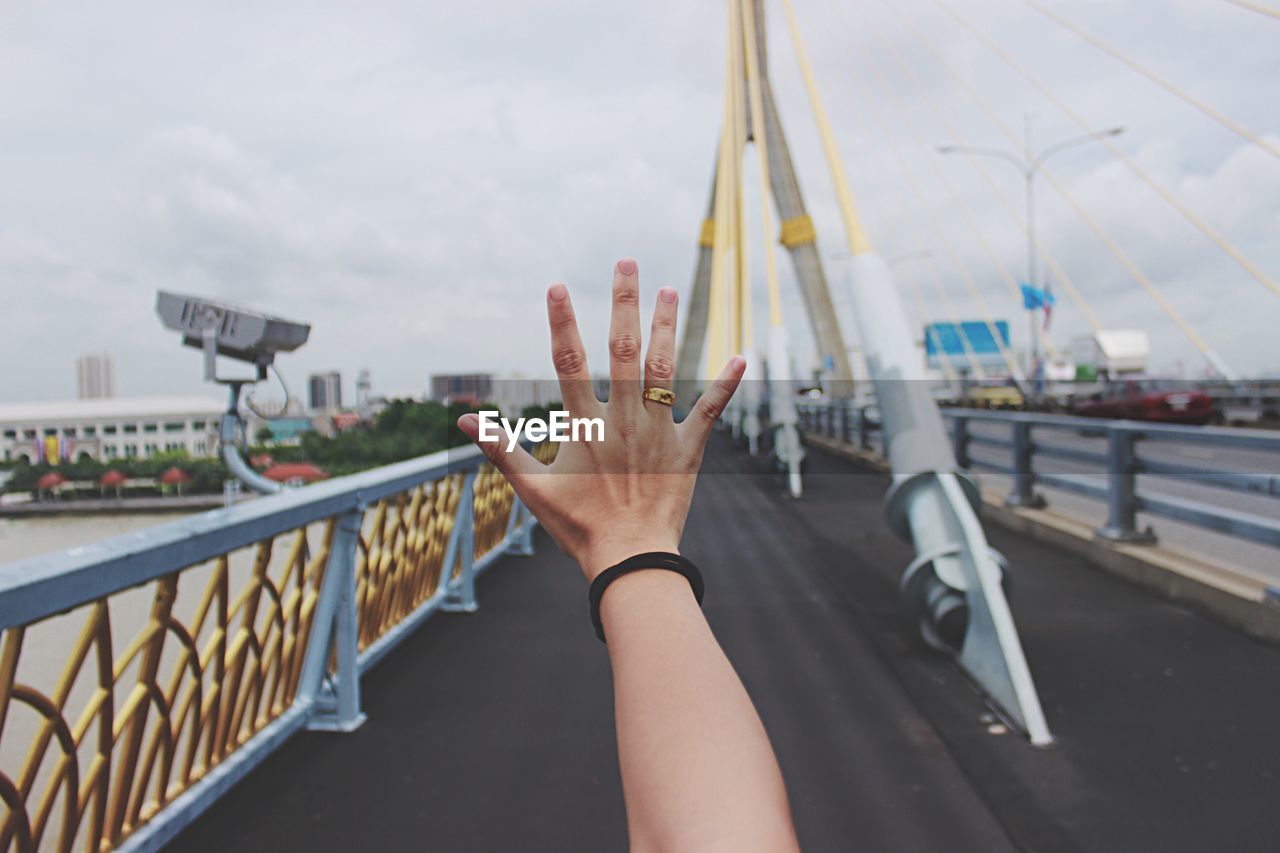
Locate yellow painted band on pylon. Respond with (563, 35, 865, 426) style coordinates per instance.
(778, 215, 816, 248)
(699, 219, 716, 248)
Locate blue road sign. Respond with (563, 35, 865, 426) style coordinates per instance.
(924, 320, 1010, 370)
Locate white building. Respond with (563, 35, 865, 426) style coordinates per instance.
(76, 352, 117, 400)
(0, 396, 226, 463)
(490, 375, 565, 417)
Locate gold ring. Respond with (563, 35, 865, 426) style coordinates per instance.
(643, 387, 676, 406)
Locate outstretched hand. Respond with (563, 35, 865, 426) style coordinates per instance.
(458, 257, 745, 580)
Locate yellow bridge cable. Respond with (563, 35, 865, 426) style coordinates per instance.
(740, 0, 783, 328)
(900, 266, 962, 382)
(846, 5, 1061, 363)
(1221, 0, 1280, 22)
(887, 0, 1232, 374)
(798, 2, 992, 378)
(917, 254, 991, 380)
(778, 0, 873, 257)
(1021, 0, 1280, 161)
(705, 6, 735, 381)
(729, 0, 749, 355)
(808, 0, 1025, 378)
(932, 0, 1280, 304)
(784, 0, 990, 376)
(853, 2, 1105, 332)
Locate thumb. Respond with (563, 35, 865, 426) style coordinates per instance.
(457, 413, 542, 487)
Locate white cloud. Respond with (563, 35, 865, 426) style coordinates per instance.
(0, 0, 1277, 406)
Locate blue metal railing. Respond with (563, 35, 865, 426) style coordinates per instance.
(797, 401, 1280, 550)
(0, 443, 539, 851)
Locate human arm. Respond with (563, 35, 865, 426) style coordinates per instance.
(457, 258, 798, 852)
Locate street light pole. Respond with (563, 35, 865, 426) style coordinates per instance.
(938, 119, 1125, 387)
(1025, 115, 1038, 383)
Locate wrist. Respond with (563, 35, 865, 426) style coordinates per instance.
(579, 537, 681, 581)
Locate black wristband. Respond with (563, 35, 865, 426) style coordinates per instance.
(588, 552, 704, 643)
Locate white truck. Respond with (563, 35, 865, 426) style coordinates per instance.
(1068, 330, 1149, 380)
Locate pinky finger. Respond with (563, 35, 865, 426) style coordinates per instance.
(682, 355, 746, 445)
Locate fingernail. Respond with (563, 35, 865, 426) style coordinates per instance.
(659, 287, 676, 303)
(548, 283, 568, 302)
(457, 413, 478, 437)
(617, 258, 636, 275)
(730, 355, 746, 370)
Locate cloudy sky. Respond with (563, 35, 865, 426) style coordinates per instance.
(1, 0, 1277, 403)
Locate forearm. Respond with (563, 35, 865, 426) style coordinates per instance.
(600, 570, 798, 853)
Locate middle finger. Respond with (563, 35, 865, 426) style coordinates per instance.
(608, 258, 642, 417)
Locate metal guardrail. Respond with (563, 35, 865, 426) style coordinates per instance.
(0, 442, 550, 851)
(798, 402, 1280, 550)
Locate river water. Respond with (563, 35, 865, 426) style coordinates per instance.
(0, 511, 184, 564)
(0, 512, 211, 848)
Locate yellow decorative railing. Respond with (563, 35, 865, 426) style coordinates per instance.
(0, 442, 543, 851)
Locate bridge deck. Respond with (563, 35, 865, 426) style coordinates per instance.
(172, 437, 1280, 852)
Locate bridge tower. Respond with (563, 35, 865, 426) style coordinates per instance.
(682, 0, 1053, 744)
(676, 0, 855, 401)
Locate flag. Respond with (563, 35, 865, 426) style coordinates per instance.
(1020, 283, 1056, 328)
(1020, 282, 1046, 309)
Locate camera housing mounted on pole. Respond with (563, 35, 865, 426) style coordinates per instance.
(155, 291, 311, 495)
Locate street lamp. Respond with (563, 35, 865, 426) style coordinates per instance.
(937, 118, 1125, 384)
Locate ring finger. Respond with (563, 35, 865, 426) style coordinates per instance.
(643, 287, 679, 414)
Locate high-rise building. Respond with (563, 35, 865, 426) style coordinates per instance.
(308, 371, 343, 412)
(429, 373, 492, 405)
(76, 352, 117, 400)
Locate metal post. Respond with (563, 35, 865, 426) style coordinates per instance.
(857, 406, 871, 450)
(1006, 418, 1045, 508)
(839, 401, 851, 444)
(952, 416, 971, 469)
(301, 508, 367, 732)
(769, 324, 804, 499)
(846, 251, 1051, 745)
(1096, 427, 1156, 543)
(505, 495, 535, 556)
(443, 470, 479, 612)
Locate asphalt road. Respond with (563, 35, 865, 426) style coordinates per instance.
(169, 434, 1280, 852)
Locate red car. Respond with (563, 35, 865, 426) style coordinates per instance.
(1073, 378, 1214, 424)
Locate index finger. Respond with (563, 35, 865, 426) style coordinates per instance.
(546, 283, 598, 415)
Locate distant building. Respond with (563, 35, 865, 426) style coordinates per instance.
(430, 373, 493, 405)
(259, 416, 314, 447)
(308, 371, 342, 411)
(76, 352, 117, 400)
(0, 396, 225, 463)
(490, 375, 564, 417)
(356, 369, 372, 418)
(331, 411, 362, 432)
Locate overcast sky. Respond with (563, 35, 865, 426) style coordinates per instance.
(1, 0, 1277, 403)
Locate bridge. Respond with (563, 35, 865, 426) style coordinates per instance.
(1, 0, 1278, 850)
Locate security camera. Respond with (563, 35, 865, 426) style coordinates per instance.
(155, 290, 311, 496)
(156, 291, 310, 369)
